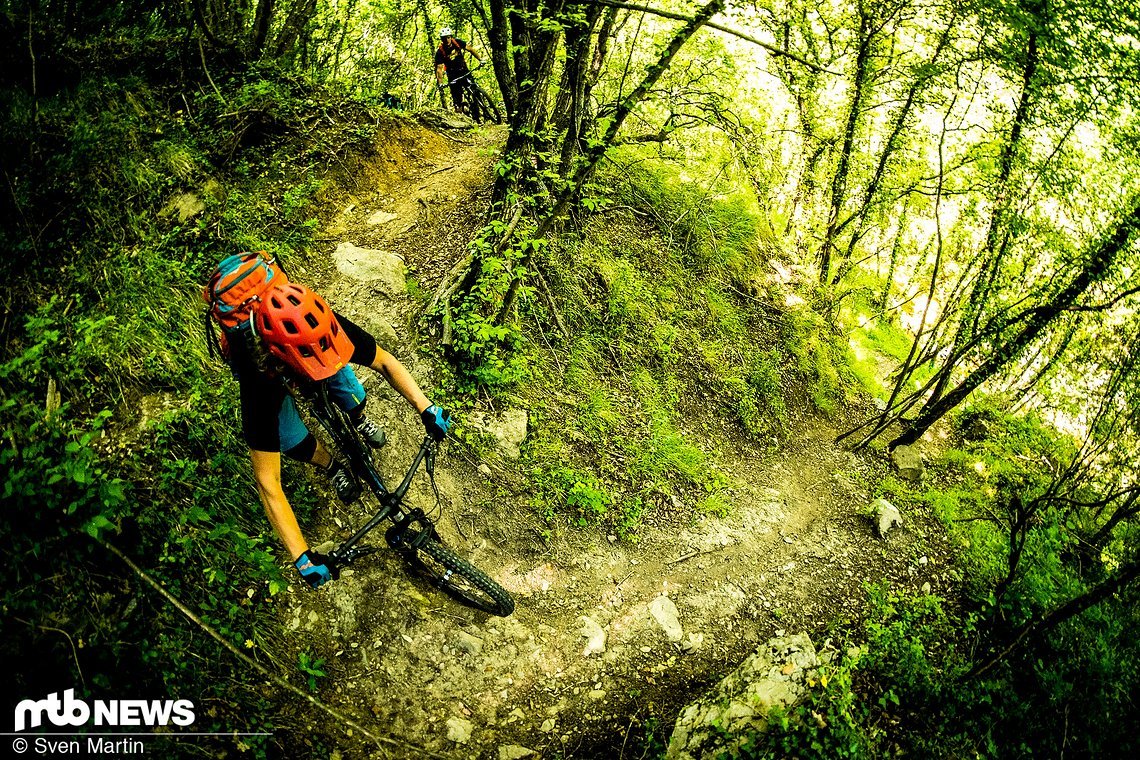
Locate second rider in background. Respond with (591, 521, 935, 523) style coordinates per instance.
(435, 26, 483, 114)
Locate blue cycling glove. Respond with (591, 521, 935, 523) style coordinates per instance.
(294, 550, 338, 589)
(421, 404, 453, 441)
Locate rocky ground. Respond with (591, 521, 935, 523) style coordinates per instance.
(271, 115, 957, 759)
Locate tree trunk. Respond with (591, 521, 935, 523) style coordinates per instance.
(494, 0, 726, 322)
(819, 7, 873, 285)
(968, 554, 1140, 680)
(487, 0, 516, 117)
(921, 6, 1043, 411)
(249, 0, 275, 58)
(891, 199, 1140, 448)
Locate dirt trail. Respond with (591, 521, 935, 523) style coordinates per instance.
(279, 119, 951, 759)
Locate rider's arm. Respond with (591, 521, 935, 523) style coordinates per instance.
(370, 347, 431, 414)
(251, 449, 308, 559)
(466, 45, 482, 61)
(436, 62, 448, 85)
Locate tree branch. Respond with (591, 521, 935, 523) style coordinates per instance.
(583, 0, 839, 75)
(97, 538, 447, 758)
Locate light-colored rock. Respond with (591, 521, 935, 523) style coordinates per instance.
(446, 717, 473, 743)
(352, 315, 399, 353)
(873, 498, 902, 538)
(681, 632, 705, 654)
(667, 634, 819, 760)
(454, 631, 483, 656)
(417, 110, 473, 130)
(890, 444, 924, 482)
(649, 596, 684, 642)
(466, 408, 529, 460)
(478, 463, 493, 477)
(333, 242, 407, 294)
(161, 192, 205, 222)
(580, 616, 607, 656)
(367, 210, 399, 226)
(539, 719, 556, 733)
(499, 746, 535, 760)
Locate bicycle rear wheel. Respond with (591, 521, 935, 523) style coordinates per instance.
(402, 536, 515, 617)
(473, 85, 502, 124)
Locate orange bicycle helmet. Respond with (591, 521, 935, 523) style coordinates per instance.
(256, 284, 354, 381)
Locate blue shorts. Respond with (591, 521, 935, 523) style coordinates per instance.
(277, 366, 366, 452)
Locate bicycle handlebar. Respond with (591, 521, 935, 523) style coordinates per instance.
(441, 61, 485, 87)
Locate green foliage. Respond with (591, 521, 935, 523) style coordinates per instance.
(444, 220, 534, 393)
(782, 307, 844, 413)
(0, 53, 367, 754)
(733, 669, 875, 759)
(297, 652, 328, 692)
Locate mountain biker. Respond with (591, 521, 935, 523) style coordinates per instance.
(435, 27, 483, 114)
(229, 282, 453, 590)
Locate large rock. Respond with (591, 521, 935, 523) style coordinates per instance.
(466, 408, 529, 460)
(890, 444, 924, 482)
(667, 634, 819, 760)
(161, 192, 205, 222)
(649, 596, 684, 642)
(580, 616, 607, 656)
(417, 109, 473, 130)
(333, 242, 407, 295)
(354, 314, 400, 353)
(873, 498, 903, 538)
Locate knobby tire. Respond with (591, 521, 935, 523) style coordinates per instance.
(479, 87, 502, 124)
(468, 83, 501, 125)
(403, 536, 515, 617)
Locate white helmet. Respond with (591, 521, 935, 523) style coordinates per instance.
(439, 27, 454, 39)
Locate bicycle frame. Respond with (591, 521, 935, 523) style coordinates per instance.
(301, 383, 437, 561)
(288, 379, 515, 616)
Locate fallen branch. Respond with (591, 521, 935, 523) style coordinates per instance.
(427, 252, 473, 316)
(533, 268, 570, 339)
(667, 543, 733, 565)
(97, 539, 447, 758)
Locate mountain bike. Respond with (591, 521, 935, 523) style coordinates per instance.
(295, 382, 514, 617)
(442, 65, 502, 124)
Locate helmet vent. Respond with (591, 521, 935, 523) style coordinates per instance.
(305, 313, 319, 329)
(283, 319, 299, 335)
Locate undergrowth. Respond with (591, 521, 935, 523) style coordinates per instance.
(503, 153, 860, 539)
(726, 400, 1140, 759)
(1, 49, 394, 755)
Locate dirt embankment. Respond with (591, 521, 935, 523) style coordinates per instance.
(276, 117, 954, 759)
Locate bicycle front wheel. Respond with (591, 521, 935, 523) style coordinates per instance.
(404, 537, 515, 617)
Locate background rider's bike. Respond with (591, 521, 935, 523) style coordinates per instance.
(442, 66, 502, 125)
(298, 383, 514, 616)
